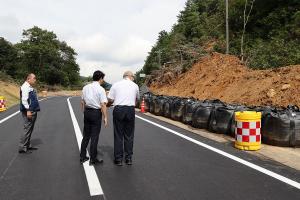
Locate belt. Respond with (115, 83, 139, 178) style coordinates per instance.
(85, 107, 100, 110)
(115, 105, 135, 108)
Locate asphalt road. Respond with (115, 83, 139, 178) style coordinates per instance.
(0, 96, 299, 200)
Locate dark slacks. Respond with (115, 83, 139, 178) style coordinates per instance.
(80, 108, 102, 161)
(19, 111, 37, 151)
(113, 106, 135, 161)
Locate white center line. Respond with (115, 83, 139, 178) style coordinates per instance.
(136, 114, 300, 190)
(67, 97, 104, 197)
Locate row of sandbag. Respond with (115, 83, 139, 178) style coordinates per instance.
(140, 93, 300, 147)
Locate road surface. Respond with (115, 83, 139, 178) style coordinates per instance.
(0, 96, 299, 200)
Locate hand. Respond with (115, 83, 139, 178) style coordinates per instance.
(27, 111, 32, 119)
(103, 117, 108, 128)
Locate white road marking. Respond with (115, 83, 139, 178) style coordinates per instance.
(0, 111, 20, 124)
(0, 97, 50, 124)
(67, 97, 104, 197)
(0, 153, 18, 180)
(136, 115, 300, 190)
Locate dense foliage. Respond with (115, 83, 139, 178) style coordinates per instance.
(0, 26, 81, 86)
(138, 0, 300, 80)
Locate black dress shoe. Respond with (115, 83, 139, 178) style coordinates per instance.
(28, 147, 38, 150)
(80, 156, 89, 164)
(89, 159, 103, 166)
(18, 150, 32, 154)
(125, 159, 132, 165)
(114, 160, 123, 166)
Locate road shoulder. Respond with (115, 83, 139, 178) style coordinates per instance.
(138, 109, 300, 171)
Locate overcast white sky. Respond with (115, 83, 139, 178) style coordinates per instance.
(0, 0, 186, 83)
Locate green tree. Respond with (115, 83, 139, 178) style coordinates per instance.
(15, 26, 80, 86)
(0, 37, 17, 76)
(142, 0, 300, 75)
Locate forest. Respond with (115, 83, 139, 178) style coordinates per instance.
(137, 0, 300, 82)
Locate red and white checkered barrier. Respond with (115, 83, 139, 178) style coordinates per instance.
(0, 98, 6, 111)
(235, 121, 261, 143)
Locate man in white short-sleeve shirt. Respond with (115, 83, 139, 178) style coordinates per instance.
(80, 70, 108, 165)
(107, 71, 139, 166)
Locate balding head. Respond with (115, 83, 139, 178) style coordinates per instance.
(27, 73, 35, 80)
(123, 71, 135, 81)
(26, 73, 36, 85)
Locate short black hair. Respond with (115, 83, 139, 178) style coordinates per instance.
(92, 70, 105, 81)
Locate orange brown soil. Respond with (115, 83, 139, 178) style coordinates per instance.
(150, 53, 300, 107)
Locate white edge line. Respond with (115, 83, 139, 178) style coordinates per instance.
(135, 115, 300, 190)
(0, 97, 49, 124)
(67, 97, 104, 196)
(0, 111, 20, 124)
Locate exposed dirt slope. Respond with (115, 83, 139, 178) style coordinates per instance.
(0, 81, 20, 108)
(0, 81, 81, 109)
(150, 53, 300, 107)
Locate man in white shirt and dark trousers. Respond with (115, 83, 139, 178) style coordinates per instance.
(19, 73, 40, 154)
(108, 71, 139, 166)
(80, 70, 108, 165)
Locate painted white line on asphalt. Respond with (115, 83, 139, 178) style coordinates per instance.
(0, 97, 50, 124)
(136, 115, 300, 190)
(67, 97, 104, 197)
(0, 111, 20, 124)
(0, 153, 18, 180)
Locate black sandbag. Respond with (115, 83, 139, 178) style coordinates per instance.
(163, 97, 175, 118)
(154, 96, 167, 116)
(191, 99, 225, 129)
(143, 92, 153, 112)
(149, 95, 157, 114)
(261, 106, 300, 147)
(182, 99, 202, 125)
(208, 104, 248, 136)
(135, 96, 141, 108)
(250, 106, 275, 129)
(170, 98, 188, 121)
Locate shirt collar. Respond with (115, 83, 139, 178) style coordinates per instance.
(93, 81, 100, 85)
(25, 81, 32, 88)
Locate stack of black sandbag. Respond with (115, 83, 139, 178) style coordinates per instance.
(139, 93, 300, 148)
(191, 99, 225, 129)
(261, 105, 300, 147)
(208, 104, 248, 136)
(170, 97, 189, 121)
(162, 96, 176, 118)
(149, 95, 157, 114)
(182, 99, 203, 125)
(142, 92, 154, 112)
(153, 96, 168, 116)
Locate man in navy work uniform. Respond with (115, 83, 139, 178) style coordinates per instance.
(108, 71, 139, 166)
(80, 70, 108, 165)
(19, 73, 40, 154)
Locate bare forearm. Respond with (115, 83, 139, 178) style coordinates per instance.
(101, 104, 108, 119)
(81, 100, 85, 111)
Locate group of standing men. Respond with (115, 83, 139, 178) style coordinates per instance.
(19, 70, 140, 166)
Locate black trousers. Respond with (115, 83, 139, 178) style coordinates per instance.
(113, 106, 135, 161)
(80, 108, 102, 161)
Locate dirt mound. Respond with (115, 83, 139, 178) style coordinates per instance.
(149, 53, 300, 107)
